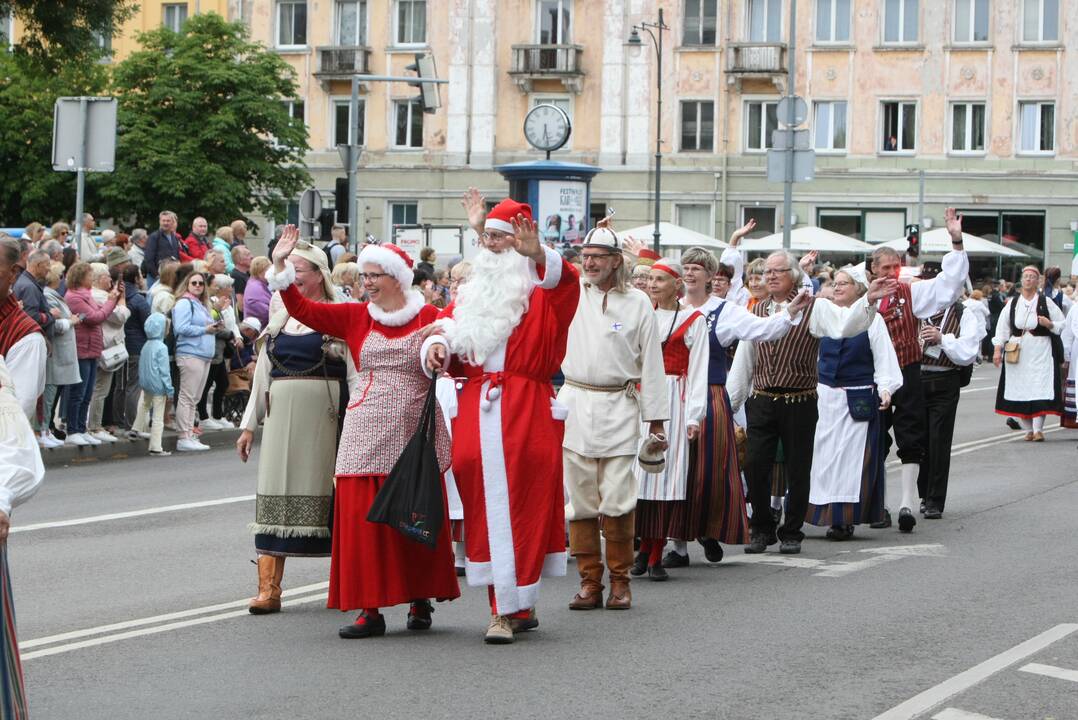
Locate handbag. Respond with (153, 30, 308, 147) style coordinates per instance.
(845, 387, 877, 421)
(98, 343, 129, 372)
(1003, 337, 1021, 364)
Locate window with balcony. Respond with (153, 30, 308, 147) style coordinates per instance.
(675, 204, 712, 235)
(277, 1, 307, 47)
(813, 101, 847, 151)
(745, 100, 778, 152)
(880, 101, 916, 152)
(680, 101, 714, 152)
(816, 0, 851, 43)
(393, 99, 424, 148)
(1021, 0, 1058, 42)
(336, 0, 367, 45)
(538, 0, 572, 44)
(953, 0, 989, 43)
(950, 102, 985, 153)
(883, 0, 918, 44)
(748, 0, 782, 42)
(683, 0, 718, 45)
(1018, 101, 1054, 154)
(332, 98, 366, 146)
(163, 3, 188, 32)
(394, 0, 426, 45)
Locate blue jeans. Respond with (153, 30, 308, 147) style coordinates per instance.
(65, 359, 97, 434)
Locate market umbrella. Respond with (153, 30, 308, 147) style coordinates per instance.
(741, 226, 874, 253)
(617, 222, 728, 250)
(881, 228, 1027, 258)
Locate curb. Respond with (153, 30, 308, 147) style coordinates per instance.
(40, 428, 250, 469)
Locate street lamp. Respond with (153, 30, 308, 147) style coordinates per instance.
(629, 9, 668, 255)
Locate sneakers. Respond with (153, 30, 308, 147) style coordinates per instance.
(127, 430, 151, 440)
(89, 430, 118, 443)
(406, 601, 433, 631)
(212, 417, 235, 429)
(65, 433, 90, 446)
(38, 433, 63, 449)
(484, 614, 514, 645)
(339, 610, 386, 639)
(661, 550, 689, 568)
(176, 437, 210, 452)
(149, 449, 172, 457)
(83, 433, 102, 445)
(199, 418, 222, 430)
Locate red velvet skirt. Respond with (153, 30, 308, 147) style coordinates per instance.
(328, 474, 460, 612)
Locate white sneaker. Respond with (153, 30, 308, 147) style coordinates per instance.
(176, 438, 209, 452)
(83, 433, 103, 445)
(90, 430, 118, 443)
(46, 431, 65, 447)
(199, 418, 222, 431)
(66, 433, 90, 446)
(212, 417, 234, 429)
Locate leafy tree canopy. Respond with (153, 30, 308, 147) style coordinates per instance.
(0, 0, 137, 62)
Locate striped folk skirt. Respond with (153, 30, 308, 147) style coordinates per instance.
(805, 399, 886, 527)
(0, 547, 27, 720)
(1063, 379, 1077, 429)
(667, 385, 750, 544)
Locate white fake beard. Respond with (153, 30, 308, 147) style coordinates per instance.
(447, 248, 531, 366)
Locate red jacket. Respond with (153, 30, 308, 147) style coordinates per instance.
(64, 287, 118, 359)
(180, 233, 211, 262)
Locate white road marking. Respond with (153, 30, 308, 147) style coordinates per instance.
(11, 495, 255, 533)
(1018, 662, 1078, 683)
(20, 584, 330, 660)
(960, 385, 998, 394)
(871, 624, 1078, 720)
(932, 709, 1007, 720)
(731, 545, 946, 578)
(731, 555, 826, 569)
(886, 428, 1062, 469)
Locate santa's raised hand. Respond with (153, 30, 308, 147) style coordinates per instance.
(511, 213, 545, 264)
(272, 225, 300, 271)
(461, 187, 487, 234)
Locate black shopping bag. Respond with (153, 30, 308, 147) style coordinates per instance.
(366, 377, 444, 547)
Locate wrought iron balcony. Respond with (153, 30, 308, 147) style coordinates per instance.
(509, 44, 585, 93)
(725, 42, 787, 90)
(314, 46, 373, 79)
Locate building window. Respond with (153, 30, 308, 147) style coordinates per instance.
(336, 0, 367, 45)
(818, 208, 906, 243)
(883, 0, 918, 43)
(277, 1, 307, 47)
(1018, 101, 1054, 154)
(284, 100, 305, 122)
(680, 101, 714, 152)
(953, 0, 989, 43)
(393, 99, 424, 148)
(815, 0, 851, 43)
(390, 202, 420, 238)
(675, 204, 712, 235)
(1022, 0, 1058, 42)
(332, 99, 366, 146)
(748, 0, 782, 42)
(1, 10, 12, 49)
(881, 101, 916, 152)
(813, 101, 847, 151)
(162, 3, 188, 32)
(395, 0, 426, 45)
(683, 0, 718, 45)
(742, 206, 777, 234)
(745, 100, 778, 152)
(537, 0, 572, 44)
(950, 102, 985, 153)
(92, 29, 112, 55)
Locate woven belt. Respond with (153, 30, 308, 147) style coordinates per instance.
(564, 378, 639, 399)
(751, 388, 817, 403)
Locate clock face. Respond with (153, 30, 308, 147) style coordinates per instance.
(524, 104, 571, 152)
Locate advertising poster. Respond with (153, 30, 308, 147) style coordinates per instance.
(538, 180, 587, 246)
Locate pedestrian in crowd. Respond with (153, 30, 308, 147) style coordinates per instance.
(86, 264, 130, 443)
(427, 193, 579, 643)
(553, 225, 666, 612)
(230, 220, 247, 246)
(181, 217, 212, 262)
(805, 267, 901, 540)
(78, 213, 98, 259)
(171, 271, 217, 452)
(632, 259, 708, 581)
(433, 269, 451, 306)
(111, 232, 131, 251)
(0, 354, 45, 720)
(743, 258, 769, 310)
(237, 238, 350, 616)
(128, 229, 148, 271)
(51, 222, 72, 251)
(212, 227, 234, 268)
(0, 239, 44, 422)
(331, 261, 361, 300)
(230, 245, 253, 309)
(728, 251, 895, 555)
(63, 262, 121, 446)
(203, 249, 229, 276)
(1043, 266, 1070, 314)
(118, 264, 151, 433)
(710, 265, 733, 300)
(1062, 302, 1078, 429)
(417, 247, 436, 277)
(631, 263, 651, 291)
(38, 262, 79, 448)
(143, 211, 183, 282)
(22, 222, 44, 246)
(243, 257, 272, 327)
(325, 224, 348, 268)
(992, 265, 1065, 441)
(150, 261, 182, 315)
(13, 249, 53, 333)
(271, 226, 459, 640)
(132, 313, 174, 456)
(198, 274, 240, 431)
(966, 289, 991, 357)
(40, 239, 63, 265)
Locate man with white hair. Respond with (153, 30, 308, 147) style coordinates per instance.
(728, 250, 897, 555)
(424, 191, 580, 644)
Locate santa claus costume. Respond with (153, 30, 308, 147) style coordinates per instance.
(425, 199, 580, 643)
(269, 236, 459, 639)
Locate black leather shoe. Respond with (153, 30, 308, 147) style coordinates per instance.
(923, 504, 943, 520)
(826, 525, 852, 541)
(744, 533, 773, 554)
(699, 538, 724, 563)
(870, 509, 892, 529)
(630, 551, 648, 577)
(779, 539, 802, 555)
(339, 611, 386, 639)
(1006, 417, 1021, 430)
(647, 563, 668, 581)
(661, 550, 689, 568)
(898, 507, 916, 533)
(406, 601, 433, 631)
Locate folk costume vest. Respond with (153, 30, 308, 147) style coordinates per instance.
(0, 295, 41, 357)
(818, 332, 873, 388)
(662, 311, 701, 377)
(752, 297, 819, 390)
(922, 303, 964, 371)
(879, 283, 920, 368)
(705, 302, 729, 386)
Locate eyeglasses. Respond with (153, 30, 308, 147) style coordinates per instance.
(763, 268, 792, 277)
(358, 272, 390, 282)
(480, 232, 512, 242)
(580, 253, 616, 261)
(833, 280, 855, 287)
(189, 280, 204, 286)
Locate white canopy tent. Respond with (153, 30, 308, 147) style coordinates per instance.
(881, 228, 1027, 258)
(617, 222, 728, 250)
(741, 226, 875, 254)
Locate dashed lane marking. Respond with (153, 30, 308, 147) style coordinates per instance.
(731, 544, 945, 578)
(932, 709, 1006, 720)
(1017, 662, 1078, 684)
(11, 495, 255, 533)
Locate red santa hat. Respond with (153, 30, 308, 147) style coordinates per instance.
(358, 243, 414, 288)
(484, 198, 532, 235)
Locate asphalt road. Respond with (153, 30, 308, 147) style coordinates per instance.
(14, 365, 1078, 720)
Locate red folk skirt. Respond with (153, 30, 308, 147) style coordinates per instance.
(328, 474, 460, 611)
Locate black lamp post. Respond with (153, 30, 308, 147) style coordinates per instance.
(628, 8, 668, 256)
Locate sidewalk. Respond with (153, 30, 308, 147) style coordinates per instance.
(40, 427, 251, 469)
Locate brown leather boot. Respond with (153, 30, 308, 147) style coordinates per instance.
(248, 555, 282, 615)
(270, 556, 285, 602)
(601, 512, 635, 610)
(568, 519, 604, 610)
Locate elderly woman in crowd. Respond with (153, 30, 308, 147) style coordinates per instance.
(331, 261, 362, 300)
(243, 257, 273, 327)
(86, 263, 131, 443)
(63, 262, 121, 446)
(171, 270, 217, 452)
(212, 227, 235, 271)
(237, 240, 350, 615)
(38, 262, 80, 448)
(265, 225, 458, 639)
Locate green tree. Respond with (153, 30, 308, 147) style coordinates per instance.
(94, 12, 310, 231)
(1, 0, 137, 62)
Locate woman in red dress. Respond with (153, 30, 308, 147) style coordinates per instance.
(269, 226, 459, 639)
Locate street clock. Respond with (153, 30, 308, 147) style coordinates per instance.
(523, 103, 571, 154)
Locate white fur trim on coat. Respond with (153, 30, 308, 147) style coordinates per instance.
(265, 261, 296, 293)
(420, 334, 449, 379)
(484, 218, 514, 235)
(528, 246, 563, 290)
(359, 245, 415, 289)
(367, 288, 424, 327)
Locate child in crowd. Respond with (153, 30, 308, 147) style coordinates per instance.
(133, 313, 174, 457)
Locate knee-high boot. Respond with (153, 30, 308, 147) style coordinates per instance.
(568, 518, 604, 610)
(601, 511, 634, 610)
(249, 555, 283, 614)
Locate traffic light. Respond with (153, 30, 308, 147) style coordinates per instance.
(905, 223, 920, 259)
(405, 53, 440, 114)
(335, 177, 349, 224)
